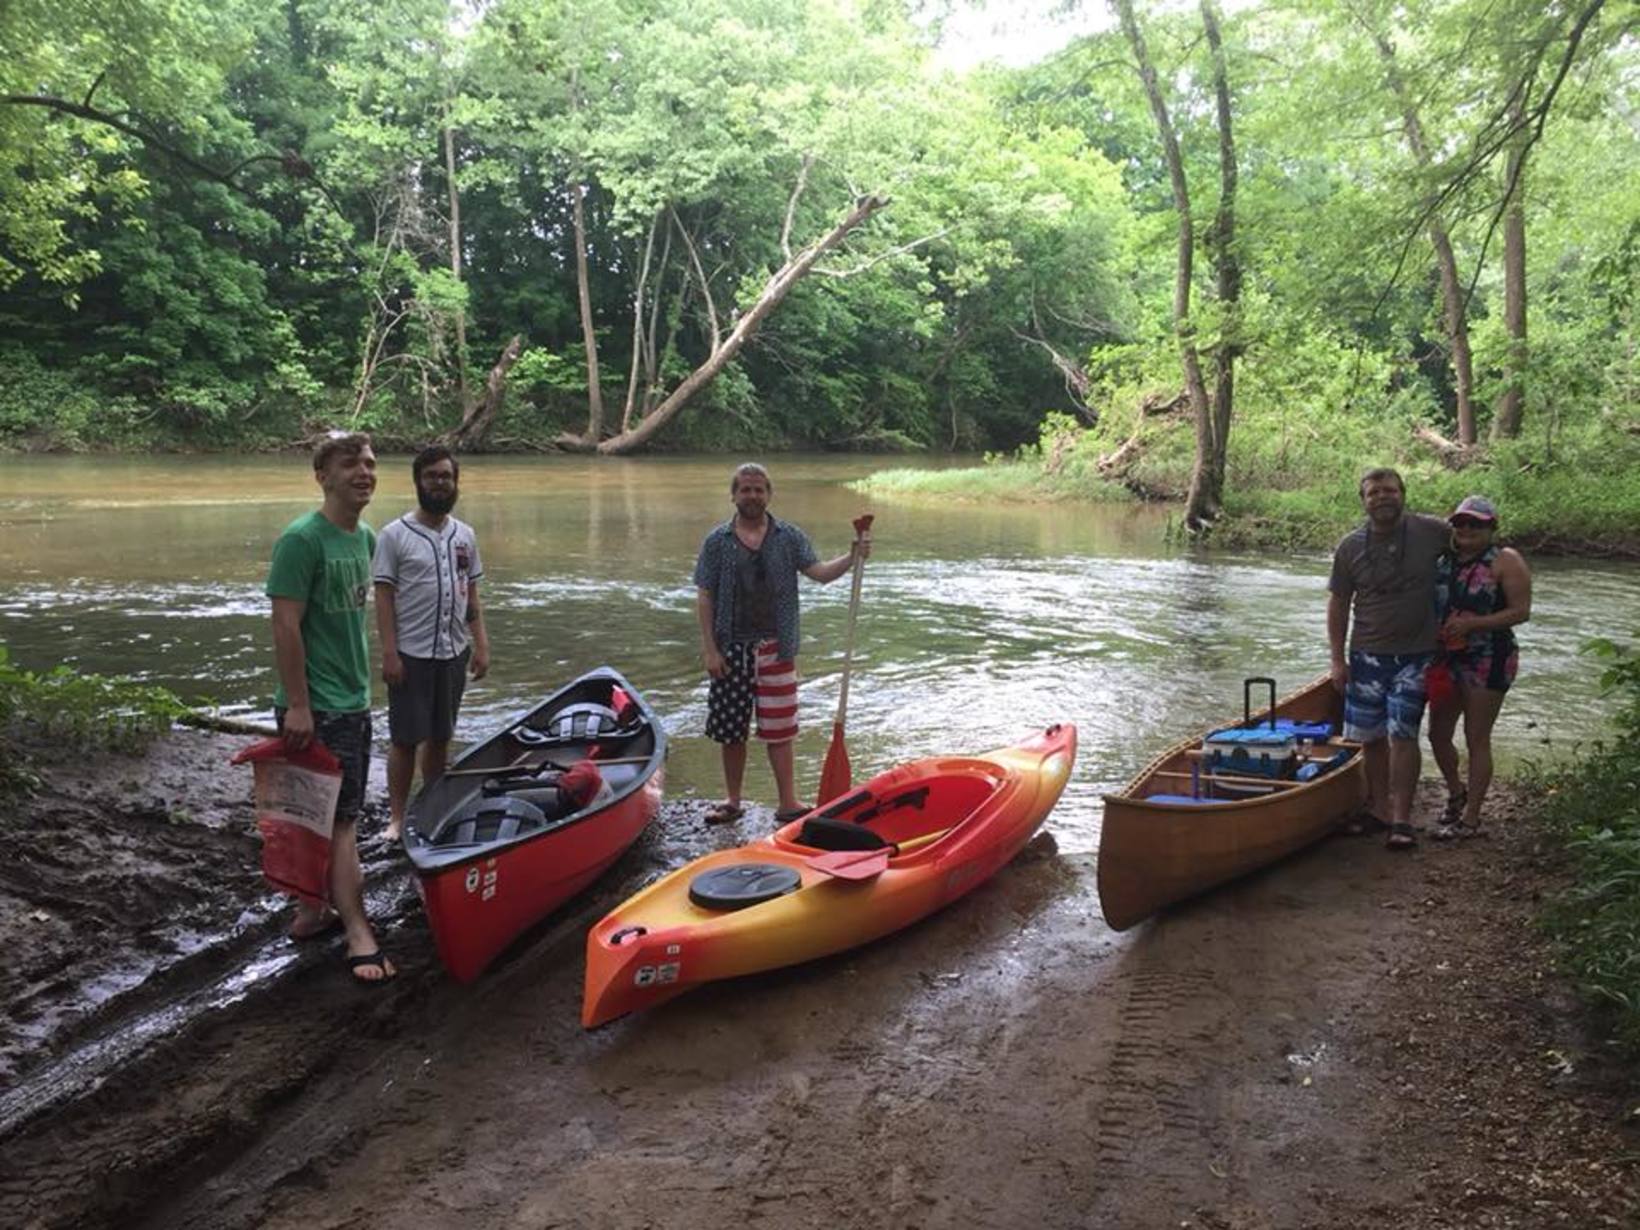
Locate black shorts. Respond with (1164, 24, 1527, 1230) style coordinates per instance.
(387, 649, 470, 746)
(275, 707, 372, 823)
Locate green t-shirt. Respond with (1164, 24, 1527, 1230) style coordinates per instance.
(266, 510, 376, 713)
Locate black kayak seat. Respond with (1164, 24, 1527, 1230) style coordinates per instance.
(797, 816, 893, 852)
(689, 864, 802, 911)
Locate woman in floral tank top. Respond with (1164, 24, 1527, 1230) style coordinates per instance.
(1427, 496, 1533, 839)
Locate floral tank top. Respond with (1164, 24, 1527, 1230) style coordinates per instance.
(1447, 546, 1516, 660)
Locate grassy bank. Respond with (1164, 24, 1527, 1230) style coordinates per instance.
(856, 412, 1640, 557)
(1527, 637, 1640, 1052)
(0, 647, 186, 795)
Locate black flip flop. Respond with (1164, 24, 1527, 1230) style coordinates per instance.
(347, 951, 398, 984)
(1385, 822, 1417, 851)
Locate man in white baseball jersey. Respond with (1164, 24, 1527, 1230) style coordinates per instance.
(373, 444, 491, 841)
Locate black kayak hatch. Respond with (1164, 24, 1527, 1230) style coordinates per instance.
(688, 863, 802, 911)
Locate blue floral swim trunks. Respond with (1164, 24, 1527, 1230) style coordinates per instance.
(1344, 650, 1433, 742)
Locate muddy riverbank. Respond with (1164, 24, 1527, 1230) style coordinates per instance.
(1, 727, 1636, 1229)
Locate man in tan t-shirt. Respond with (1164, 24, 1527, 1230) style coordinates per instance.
(1327, 467, 1450, 850)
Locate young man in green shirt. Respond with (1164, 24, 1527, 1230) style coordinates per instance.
(265, 432, 394, 983)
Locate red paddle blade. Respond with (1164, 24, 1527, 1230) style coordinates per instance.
(817, 721, 851, 804)
(807, 846, 890, 880)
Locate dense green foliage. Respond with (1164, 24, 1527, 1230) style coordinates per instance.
(0, 0, 1636, 482)
(0, 645, 189, 794)
(1529, 636, 1640, 1051)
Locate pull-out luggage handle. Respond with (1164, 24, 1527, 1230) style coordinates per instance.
(1244, 677, 1277, 729)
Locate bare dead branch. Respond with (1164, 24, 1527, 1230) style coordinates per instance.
(671, 208, 721, 351)
(813, 226, 950, 278)
(781, 155, 814, 264)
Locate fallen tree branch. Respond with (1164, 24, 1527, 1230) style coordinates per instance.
(178, 712, 277, 738)
(1413, 423, 1482, 469)
(442, 335, 524, 452)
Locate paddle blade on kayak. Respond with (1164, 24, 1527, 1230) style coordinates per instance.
(806, 845, 889, 880)
(817, 720, 851, 804)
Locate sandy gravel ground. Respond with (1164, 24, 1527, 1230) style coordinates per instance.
(0, 728, 1636, 1230)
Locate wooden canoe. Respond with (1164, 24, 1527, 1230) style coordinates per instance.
(1096, 674, 1364, 930)
(403, 667, 666, 982)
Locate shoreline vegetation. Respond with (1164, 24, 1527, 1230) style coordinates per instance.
(7, 3, 1638, 510)
(857, 412, 1640, 558)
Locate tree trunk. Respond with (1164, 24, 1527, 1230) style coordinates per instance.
(1200, 0, 1239, 523)
(442, 105, 470, 412)
(620, 211, 660, 433)
(1114, 0, 1215, 526)
(572, 180, 604, 440)
(596, 195, 888, 455)
(1492, 107, 1529, 440)
(442, 334, 523, 452)
(1375, 32, 1478, 446)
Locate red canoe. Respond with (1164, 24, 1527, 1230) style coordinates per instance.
(403, 668, 666, 982)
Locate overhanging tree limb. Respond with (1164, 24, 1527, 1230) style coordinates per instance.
(595, 194, 890, 455)
(2, 91, 354, 233)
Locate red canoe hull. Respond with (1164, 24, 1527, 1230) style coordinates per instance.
(403, 668, 667, 982)
(414, 767, 664, 982)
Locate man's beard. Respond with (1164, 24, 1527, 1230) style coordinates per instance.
(417, 485, 458, 516)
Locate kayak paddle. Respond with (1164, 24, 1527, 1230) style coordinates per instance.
(817, 513, 874, 805)
(807, 827, 949, 881)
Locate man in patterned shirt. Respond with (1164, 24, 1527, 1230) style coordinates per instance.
(694, 463, 869, 825)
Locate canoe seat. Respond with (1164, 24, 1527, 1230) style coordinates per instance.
(796, 816, 893, 852)
(1144, 794, 1237, 806)
(430, 795, 548, 846)
(516, 702, 642, 747)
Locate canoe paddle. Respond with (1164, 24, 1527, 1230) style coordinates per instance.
(817, 513, 874, 805)
(807, 827, 950, 881)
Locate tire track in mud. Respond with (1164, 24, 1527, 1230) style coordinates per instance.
(0, 795, 494, 1230)
(1086, 955, 1232, 1209)
(0, 850, 414, 1140)
(129, 824, 694, 1230)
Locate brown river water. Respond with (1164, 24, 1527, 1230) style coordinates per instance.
(1, 453, 1632, 852)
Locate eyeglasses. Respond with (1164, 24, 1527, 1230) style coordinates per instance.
(1450, 517, 1491, 529)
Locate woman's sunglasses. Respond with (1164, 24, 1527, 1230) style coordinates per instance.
(1450, 517, 1492, 529)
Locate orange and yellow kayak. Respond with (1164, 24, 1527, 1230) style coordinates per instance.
(581, 724, 1076, 1027)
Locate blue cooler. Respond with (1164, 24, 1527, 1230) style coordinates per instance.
(1202, 726, 1299, 778)
(1202, 677, 1300, 779)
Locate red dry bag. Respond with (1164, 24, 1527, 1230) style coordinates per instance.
(231, 738, 343, 907)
